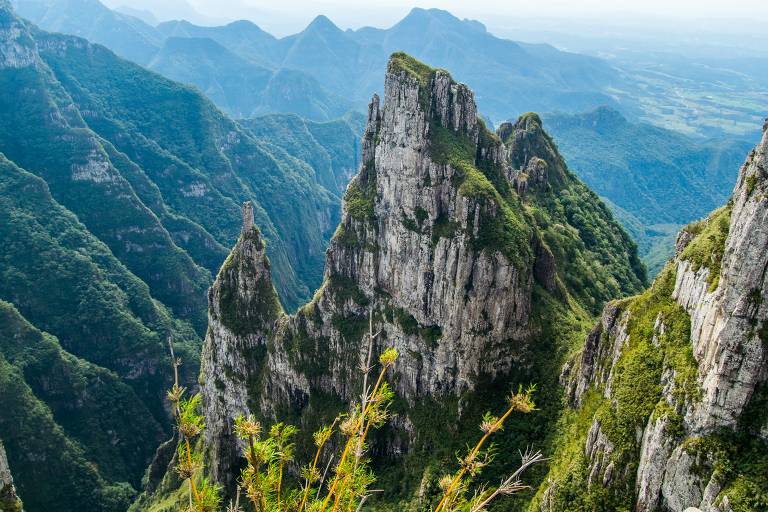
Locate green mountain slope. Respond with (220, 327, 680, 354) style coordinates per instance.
(543, 107, 753, 275)
(9, 18, 343, 312)
(0, 301, 162, 512)
(0, 2, 362, 509)
(0, 155, 199, 511)
(0, 9, 212, 329)
(240, 113, 364, 196)
(531, 124, 768, 512)
(497, 112, 647, 313)
(10, 0, 162, 64)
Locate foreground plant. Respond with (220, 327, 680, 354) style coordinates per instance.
(432, 384, 545, 512)
(231, 343, 399, 512)
(167, 338, 222, 512)
(165, 316, 543, 512)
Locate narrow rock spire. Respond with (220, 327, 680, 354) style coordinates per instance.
(241, 200, 254, 234)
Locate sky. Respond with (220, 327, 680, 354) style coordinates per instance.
(102, 0, 768, 37)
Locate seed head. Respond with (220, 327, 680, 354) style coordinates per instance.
(234, 415, 262, 439)
(379, 347, 398, 367)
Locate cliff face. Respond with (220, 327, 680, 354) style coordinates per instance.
(198, 53, 645, 502)
(541, 123, 768, 511)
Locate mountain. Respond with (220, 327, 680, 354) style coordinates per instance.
(12, 0, 631, 125)
(146, 36, 352, 120)
(0, 300, 166, 512)
(0, 2, 360, 509)
(239, 113, 365, 197)
(156, 19, 277, 68)
(136, 53, 645, 509)
(0, 148, 198, 510)
(11, 0, 353, 121)
(534, 123, 768, 511)
(543, 107, 754, 275)
(10, 0, 163, 64)
(347, 9, 622, 118)
(13, 1, 766, 141)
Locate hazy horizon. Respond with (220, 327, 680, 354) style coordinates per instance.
(102, 0, 768, 39)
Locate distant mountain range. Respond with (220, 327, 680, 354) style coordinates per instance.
(543, 107, 753, 275)
(12, 0, 761, 274)
(13, 0, 765, 140)
(12, 0, 628, 124)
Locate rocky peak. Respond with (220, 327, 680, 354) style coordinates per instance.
(385, 52, 478, 137)
(208, 201, 281, 338)
(201, 201, 283, 485)
(304, 14, 341, 34)
(194, 52, 645, 498)
(241, 199, 255, 234)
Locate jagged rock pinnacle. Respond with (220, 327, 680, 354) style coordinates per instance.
(241, 200, 254, 234)
(197, 52, 646, 500)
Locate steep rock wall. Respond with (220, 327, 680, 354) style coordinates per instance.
(197, 53, 645, 504)
(542, 122, 768, 512)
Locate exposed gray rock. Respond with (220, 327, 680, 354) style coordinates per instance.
(197, 54, 645, 504)
(553, 122, 768, 510)
(565, 302, 629, 406)
(675, 229, 694, 256)
(200, 62, 517, 485)
(200, 210, 284, 487)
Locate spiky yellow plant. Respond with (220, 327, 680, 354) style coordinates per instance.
(164, 319, 543, 512)
(432, 384, 544, 512)
(167, 338, 222, 512)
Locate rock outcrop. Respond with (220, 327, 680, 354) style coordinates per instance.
(0, 440, 21, 512)
(541, 122, 768, 511)
(196, 52, 645, 503)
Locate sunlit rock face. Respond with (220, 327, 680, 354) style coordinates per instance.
(556, 124, 768, 512)
(200, 53, 646, 501)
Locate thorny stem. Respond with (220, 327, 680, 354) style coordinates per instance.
(167, 337, 201, 509)
(330, 477, 345, 512)
(340, 310, 382, 511)
(319, 453, 335, 497)
(185, 438, 202, 505)
(277, 459, 284, 511)
(355, 310, 379, 465)
(245, 433, 262, 512)
(468, 449, 545, 512)
(321, 365, 388, 511)
(167, 337, 179, 392)
(299, 418, 339, 512)
(433, 402, 518, 512)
